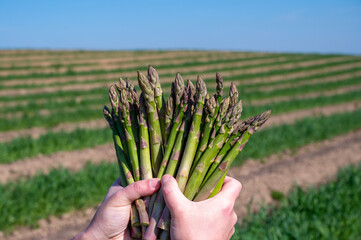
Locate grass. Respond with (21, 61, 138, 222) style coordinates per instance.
(0, 53, 296, 81)
(232, 163, 361, 240)
(236, 107, 361, 164)
(3, 70, 360, 116)
(0, 127, 111, 163)
(0, 162, 119, 232)
(1, 109, 361, 231)
(0, 56, 358, 105)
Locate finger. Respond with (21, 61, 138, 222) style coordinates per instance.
(227, 227, 235, 240)
(161, 175, 189, 214)
(113, 178, 161, 205)
(214, 176, 242, 202)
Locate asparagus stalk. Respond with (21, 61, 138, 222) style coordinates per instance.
(126, 78, 140, 152)
(208, 97, 230, 144)
(138, 71, 164, 176)
(174, 73, 185, 116)
(164, 94, 174, 143)
(202, 120, 252, 185)
(157, 78, 205, 232)
(175, 75, 207, 192)
(118, 87, 141, 181)
(108, 86, 130, 162)
(194, 110, 272, 201)
(193, 95, 217, 169)
(138, 94, 152, 180)
(147, 84, 194, 235)
(184, 100, 243, 200)
(148, 66, 166, 143)
(156, 95, 194, 231)
(103, 107, 149, 227)
(229, 82, 239, 108)
(157, 87, 188, 179)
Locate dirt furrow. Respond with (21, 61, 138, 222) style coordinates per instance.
(1, 102, 360, 183)
(2, 128, 361, 240)
(1, 57, 355, 97)
(1, 54, 297, 86)
(0, 51, 212, 68)
(230, 130, 361, 219)
(0, 50, 190, 62)
(253, 70, 361, 92)
(0, 52, 263, 76)
(249, 84, 361, 106)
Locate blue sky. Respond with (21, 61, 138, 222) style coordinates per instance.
(1, 0, 360, 54)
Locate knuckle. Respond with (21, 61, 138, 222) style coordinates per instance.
(132, 182, 145, 193)
(231, 212, 238, 226)
(220, 200, 234, 215)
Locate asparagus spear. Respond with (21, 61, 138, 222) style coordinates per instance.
(193, 95, 217, 168)
(138, 71, 164, 176)
(157, 78, 204, 232)
(229, 82, 239, 108)
(118, 87, 141, 181)
(175, 75, 207, 192)
(148, 66, 166, 143)
(138, 94, 152, 180)
(202, 119, 252, 185)
(164, 94, 174, 143)
(194, 110, 272, 201)
(156, 88, 194, 231)
(184, 100, 243, 200)
(157, 87, 188, 178)
(103, 106, 149, 227)
(126, 78, 140, 152)
(108, 86, 130, 161)
(208, 97, 230, 144)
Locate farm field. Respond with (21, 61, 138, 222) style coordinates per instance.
(0, 50, 360, 240)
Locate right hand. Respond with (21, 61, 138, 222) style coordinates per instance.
(162, 175, 242, 240)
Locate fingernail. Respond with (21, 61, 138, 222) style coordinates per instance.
(162, 175, 171, 184)
(149, 179, 160, 189)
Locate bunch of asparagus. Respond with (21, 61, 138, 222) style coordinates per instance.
(103, 66, 271, 239)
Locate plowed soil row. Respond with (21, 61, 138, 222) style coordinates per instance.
(1, 54, 301, 86)
(0, 50, 202, 63)
(0, 52, 264, 76)
(1, 62, 359, 108)
(1, 80, 359, 120)
(254, 70, 361, 92)
(1, 57, 355, 97)
(2, 129, 360, 240)
(249, 84, 361, 105)
(1, 101, 360, 182)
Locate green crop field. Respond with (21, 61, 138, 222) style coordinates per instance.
(0, 50, 360, 239)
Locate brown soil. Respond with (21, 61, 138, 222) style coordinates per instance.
(241, 61, 361, 85)
(250, 84, 361, 106)
(0, 119, 107, 143)
(1, 101, 359, 183)
(1, 57, 356, 98)
(252, 70, 361, 92)
(0, 52, 262, 76)
(2, 129, 360, 240)
(230, 130, 361, 219)
(0, 51, 237, 67)
(1, 54, 295, 86)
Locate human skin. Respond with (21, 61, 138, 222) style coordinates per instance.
(74, 175, 241, 240)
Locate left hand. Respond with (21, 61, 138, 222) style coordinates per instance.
(73, 178, 161, 240)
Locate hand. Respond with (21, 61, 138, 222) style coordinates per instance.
(73, 178, 161, 240)
(162, 175, 242, 240)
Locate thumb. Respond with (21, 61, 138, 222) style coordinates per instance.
(161, 175, 189, 214)
(113, 178, 161, 205)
